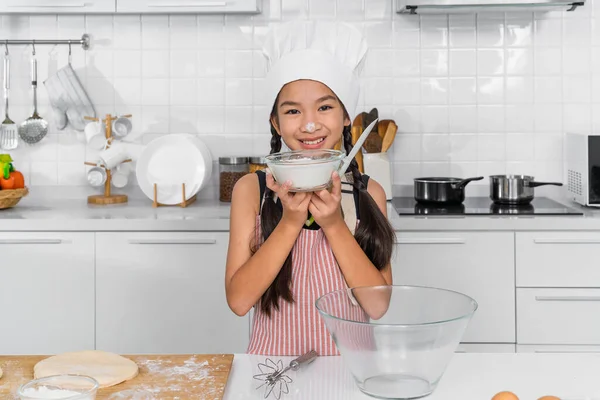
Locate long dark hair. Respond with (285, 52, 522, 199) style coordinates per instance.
(256, 103, 396, 317)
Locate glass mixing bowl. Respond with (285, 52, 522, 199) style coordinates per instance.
(264, 149, 345, 192)
(316, 285, 478, 399)
(17, 374, 99, 400)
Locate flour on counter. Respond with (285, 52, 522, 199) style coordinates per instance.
(20, 387, 90, 399)
(138, 356, 210, 382)
(108, 356, 223, 400)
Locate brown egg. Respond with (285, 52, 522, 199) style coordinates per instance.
(538, 397, 561, 400)
(492, 392, 519, 400)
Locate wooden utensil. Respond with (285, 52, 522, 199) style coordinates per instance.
(362, 108, 378, 133)
(352, 113, 365, 172)
(363, 127, 383, 153)
(381, 121, 398, 153)
(351, 125, 364, 173)
(378, 120, 390, 139)
(362, 108, 382, 153)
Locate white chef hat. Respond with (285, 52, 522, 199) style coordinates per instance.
(262, 20, 368, 122)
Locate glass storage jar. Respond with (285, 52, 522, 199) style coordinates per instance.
(219, 157, 248, 202)
(249, 156, 267, 173)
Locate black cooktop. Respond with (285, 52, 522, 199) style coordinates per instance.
(392, 197, 584, 216)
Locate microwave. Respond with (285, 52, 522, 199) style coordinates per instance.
(566, 132, 600, 207)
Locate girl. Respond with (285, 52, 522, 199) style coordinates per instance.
(224, 21, 395, 356)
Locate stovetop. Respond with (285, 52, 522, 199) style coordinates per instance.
(392, 197, 584, 216)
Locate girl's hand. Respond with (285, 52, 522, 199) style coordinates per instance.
(266, 171, 311, 229)
(309, 171, 343, 230)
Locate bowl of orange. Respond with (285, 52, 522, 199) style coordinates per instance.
(0, 154, 27, 209)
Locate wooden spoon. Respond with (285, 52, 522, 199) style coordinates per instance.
(381, 121, 398, 153)
(378, 120, 390, 139)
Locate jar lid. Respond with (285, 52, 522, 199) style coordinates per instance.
(219, 157, 248, 165)
(249, 156, 267, 164)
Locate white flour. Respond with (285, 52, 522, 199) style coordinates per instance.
(107, 356, 224, 400)
(19, 387, 91, 399)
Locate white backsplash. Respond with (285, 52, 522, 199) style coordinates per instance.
(0, 0, 598, 190)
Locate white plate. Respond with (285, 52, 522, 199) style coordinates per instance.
(136, 134, 213, 205)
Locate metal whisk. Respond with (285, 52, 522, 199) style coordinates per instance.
(253, 350, 318, 399)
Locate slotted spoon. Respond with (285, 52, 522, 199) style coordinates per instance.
(19, 51, 48, 144)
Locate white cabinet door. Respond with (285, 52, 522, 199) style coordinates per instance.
(517, 288, 600, 345)
(0, 0, 115, 13)
(392, 232, 515, 343)
(96, 232, 249, 354)
(0, 233, 95, 355)
(516, 231, 600, 287)
(117, 0, 260, 13)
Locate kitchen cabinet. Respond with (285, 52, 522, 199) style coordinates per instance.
(116, 0, 260, 13)
(0, 233, 95, 355)
(96, 232, 249, 354)
(392, 232, 515, 344)
(517, 288, 600, 345)
(0, 0, 116, 13)
(516, 231, 600, 287)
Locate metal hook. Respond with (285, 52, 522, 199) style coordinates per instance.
(4, 40, 7, 56)
(31, 40, 35, 56)
(68, 39, 72, 64)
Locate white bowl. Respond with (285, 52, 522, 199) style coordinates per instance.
(265, 149, 345, 192)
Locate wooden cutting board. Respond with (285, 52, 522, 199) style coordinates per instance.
(0, 354, 233, 399)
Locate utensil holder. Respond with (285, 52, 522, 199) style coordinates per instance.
(83, 113, 132, 205)
(152, 183, 197, 208)
(363, 152, 393, 201)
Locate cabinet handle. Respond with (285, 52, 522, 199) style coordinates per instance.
(148, 1, 227, 7)
(0, 239, 63, 244)
(9, 3, 88, 7)
(396, 238, 466, 245)
(128, 239, 217, 245)
(535, 296, 600, 302)
(534, 238, 600, 244)
(534, 350, 600, 353)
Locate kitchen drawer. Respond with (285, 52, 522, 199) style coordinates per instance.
(117, 0, 260, 13)
(0, 233, 95, 355)
(96, 232, 249, 354)
(517, 344, 600, 353)
(456, 343, 515, 353)
(393, 231, 515, 343)
(516, 231, 600, 287)
(0, 0, 115, 13)
(517, 288, 600, 345)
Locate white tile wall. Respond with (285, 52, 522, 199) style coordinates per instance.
(0, 0, 598, 188)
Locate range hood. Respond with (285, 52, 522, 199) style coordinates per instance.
(396, 0, 584, 14)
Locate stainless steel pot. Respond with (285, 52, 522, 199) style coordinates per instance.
(414, 176, 483, 205)
(489, 175, 563, 205)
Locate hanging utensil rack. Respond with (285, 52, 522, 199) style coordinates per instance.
(0, 34, 90, 50)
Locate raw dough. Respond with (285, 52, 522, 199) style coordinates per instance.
(34, 350, 138, 388)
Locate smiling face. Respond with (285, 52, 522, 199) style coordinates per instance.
(270, 79, 351, 151)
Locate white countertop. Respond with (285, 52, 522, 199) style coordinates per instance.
(0, 185, 599, 231)
(224, 353, 600, 400)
